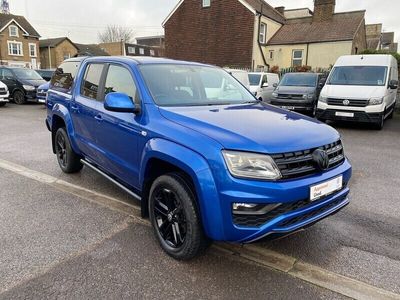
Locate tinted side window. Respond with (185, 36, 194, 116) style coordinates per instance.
(1, 69, 14, 80)
(104, 65, 139, 104)
(81, 64, 104, 100)
(51, 61, 81, 91)
(262, 75, 268, 85)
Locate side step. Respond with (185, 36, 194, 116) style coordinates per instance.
(80, 159, 141, 201)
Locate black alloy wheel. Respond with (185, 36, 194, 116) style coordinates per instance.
(13, 90, 26, 105)
(153, 187, 187, 248)
(54, 128, 83, 173)
(56, 131, 68, 169)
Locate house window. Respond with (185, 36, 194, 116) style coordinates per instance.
(128, 46, 136, 54)
(150, 49, 155, 56)
(29, 43, 37, 57)
(139, 48, 144, 55)
(202, 0, 210, 7)
(292, 50, 303, 67)
(269, 50, 274, 60)
(63, 53, 71, 60)
(259, 23, 267, 44)
(9, 25, 18, 37)
(8, 41, 23, 56)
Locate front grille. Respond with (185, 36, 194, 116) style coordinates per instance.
(277, 93, 304, 99)
(271, 140, 345, 180)
(233, 189, 347, 227)
(327, 98, 369, 107)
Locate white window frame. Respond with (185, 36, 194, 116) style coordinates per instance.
(292, 50, 304, 67)
(259, 23, 267, 44)
(202, 0, 211, 8)
(128, 46, 136, 54)
(9, 25, 19, 37)
(29, 43, 37, 57)
(7, 41, 23, 56)
(139, 48, 144, 55)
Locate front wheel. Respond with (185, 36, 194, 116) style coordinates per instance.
(13, 90, 26, 105)
(149, 173, 210, 260)
(374, 113, 385, 130)
(0, 102, 6, 107)
(55, 128, 83, 173)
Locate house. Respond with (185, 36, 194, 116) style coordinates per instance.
(39, 37, 78, 69)
(136, 35, 165, 56)
(381, 32, 398, 52)
(0, 13, 40, 68)
(163, 0, 367, 70)
(365, 24, 398, 52)
(99, 41, 162, 57)
(75, 43, 109, 57)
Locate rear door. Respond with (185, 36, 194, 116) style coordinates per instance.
(70, 63, 105, 160)
(92, 63, 143, 189)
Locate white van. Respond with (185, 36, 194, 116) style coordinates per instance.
(248, 72, 280, 101)
(224, 69, 251, 91)
(317, 55, 398, 129)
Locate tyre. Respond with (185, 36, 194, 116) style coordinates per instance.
(0, 102, 6, 107)
(13, 90, 26, 105)
(54, 127, 83, 173)
(374, 113, 385, 130)
(311, 104, 317, 118)
(149, 173, 210, 260)
(388, 106, 394, 119)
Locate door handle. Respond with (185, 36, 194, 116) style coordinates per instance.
(70, 104, 79, 112)
(94, 114, 103, 122)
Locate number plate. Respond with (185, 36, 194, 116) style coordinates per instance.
(335, 112, 354, 118)
(281, 106, 295, 110)
(310, 176, 343, 201)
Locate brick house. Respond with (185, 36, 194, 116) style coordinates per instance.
(136, 35, 165, 56)
(39, 37, 78, 69)
(99, 41, 163, 57)
(0, 13, 41, 68)
(163, 0, 367, 70)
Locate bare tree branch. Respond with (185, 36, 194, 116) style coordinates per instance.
(98, 25, 134, 43)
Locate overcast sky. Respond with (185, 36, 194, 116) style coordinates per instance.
(8, 0, 400, 44)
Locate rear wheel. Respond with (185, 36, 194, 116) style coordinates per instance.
(55, 128, 83, 173)
(149, 173, 209, 260)
(388, 105, 395, 119)
(13, 90, 26, 105)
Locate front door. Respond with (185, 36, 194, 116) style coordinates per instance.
(93, 63, 142, 189)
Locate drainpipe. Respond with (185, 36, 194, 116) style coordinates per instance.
(48, 46, 52, 69)
(257, 11, 269, 71)
(306, 43, 309, 66)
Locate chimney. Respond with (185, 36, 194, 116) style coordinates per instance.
(313, 0, 335, 22)
(275, 6, 285, 15)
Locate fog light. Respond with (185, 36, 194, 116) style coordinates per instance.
(232, 203, 282, 215)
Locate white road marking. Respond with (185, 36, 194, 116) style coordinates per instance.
(0, 158, 399, 300)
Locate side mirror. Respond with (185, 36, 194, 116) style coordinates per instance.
(262, 82, 269, 88)
(389, 79, 398, 90)
(104, 92, 139, 113)
(318, 78, 327, 88)
(273, 83, 278, 88)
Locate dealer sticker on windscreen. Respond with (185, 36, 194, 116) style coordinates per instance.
(310, 176, 343, 201)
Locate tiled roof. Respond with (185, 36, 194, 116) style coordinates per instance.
(39, 37, 72, 48)
(0, 13, 40, 37)
(75, 44, 110, 56)
(268, 11, 365, 45)
(244, 0, 286, 24)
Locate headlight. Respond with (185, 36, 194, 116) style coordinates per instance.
(23, 85, 35, 91)
(303, 94, 314, 99)
(369, 97, 384, 106)
(222, 150, 281, 180)
(272, 92, 278, 98)
(319, 95, 328, 103)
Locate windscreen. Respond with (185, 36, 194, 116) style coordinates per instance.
(279, 73, 317, 87)
(248, 74, 261, 86)
(327, 66, 388, 86)
(139, 64, 256, 107)
(13, 69, 43, 80)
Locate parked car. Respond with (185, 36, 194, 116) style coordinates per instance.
(248, 72, 280, 101)
(36, 69, 55, 82)
(0, 81, 9, 107)
(317, 54, 398, 129)
(37, 82, 50, 104)
(270, 73, 326, 116)
(0, 67, 46, 104)
(225, 69, 251, 90)
(46, 57, 352, 260)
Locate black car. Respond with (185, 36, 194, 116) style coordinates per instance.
(36, 69, 55, 82)
(0, 67, 47, 104)
(270, 73, 326, 117)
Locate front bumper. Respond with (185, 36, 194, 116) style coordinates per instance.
(316, 109, 382, 123)
(202, 159, 351, 242)
(270, 98, 314, 113)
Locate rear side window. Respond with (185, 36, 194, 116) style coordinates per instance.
(81, 64, 104, 100)
(104, 65, 139, 104)
(51, 61, 81, 92)
(0, 69, 14, 80)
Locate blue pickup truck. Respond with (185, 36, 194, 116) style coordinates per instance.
(46, 57, 352, 260)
